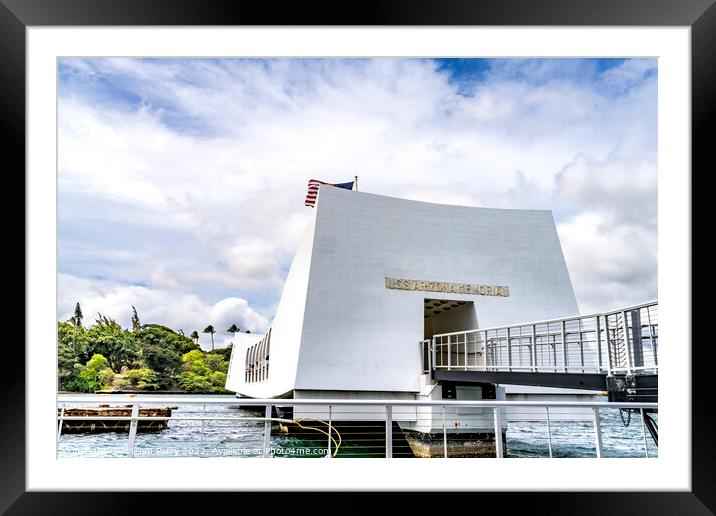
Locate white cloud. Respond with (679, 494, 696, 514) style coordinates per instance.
(58, 273, 269, 350)
(58, 58, 657, 323)
(557, 212, 657, 314)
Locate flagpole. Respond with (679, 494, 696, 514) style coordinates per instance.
(354, 175, 358, 191)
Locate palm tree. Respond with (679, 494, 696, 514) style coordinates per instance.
(190, 331, 199, 344)
(203, 325, 216, 351)
(227, 324, 239, 333)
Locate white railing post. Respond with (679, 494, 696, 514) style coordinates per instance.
(531, 325, 538, 372)
(200, 403, 205, 452)
(545, 406, 553, 458)
(464, 334, 468, 370)
(432, 337, 437, 371)
(494, 407, 504, 458)
(447, 335, 452, 370)
(442, 406, 448, 458)
(385, 405, 393, 458)
(483, 331, 488, 370)
(622, 311, 634, 375)
(640, 409, 650, 458)
(263, 404, 272, 457)
(579, 320, 585, 372)
(561, 320, 568, 372)
(57, 405, 65, 454)
(506, 327, 512, 371)
(327, 405, 332, 459)
(592, 407, 603, 458)
(604, 316, 613, 375)
(647, 305, 658, 367)
(595, 316, 603, 372)
(127, 402, 139, 458)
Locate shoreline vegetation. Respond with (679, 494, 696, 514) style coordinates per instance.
(58, 303, 235, 394)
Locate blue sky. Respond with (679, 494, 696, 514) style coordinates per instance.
(58, 57, 657, 350)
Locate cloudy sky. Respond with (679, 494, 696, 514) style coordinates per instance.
(58, 57, 657, 350)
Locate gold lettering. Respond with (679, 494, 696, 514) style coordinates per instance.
(384, 277, 509, 297)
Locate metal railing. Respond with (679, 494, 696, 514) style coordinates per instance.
(57, 396, 657, 459)
(430, 300, 658, 375)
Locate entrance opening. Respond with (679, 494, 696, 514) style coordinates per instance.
(424, 299, 480, 370)
(424, 298, 478, 340)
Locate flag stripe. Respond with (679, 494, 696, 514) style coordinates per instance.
(304, 179, 354, 207)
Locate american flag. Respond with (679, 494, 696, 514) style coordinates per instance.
(305, 179, 355, 207)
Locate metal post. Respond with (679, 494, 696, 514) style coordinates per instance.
(545, 406, 553, 458)
(506, 327, 512, 371)
(263, 404, 272, 457)
(604, 316, 613, 375)
(483, 331, 488, 370)
(57, 405, 65, 452)
(531, 325, 537, 372)
(595, 316, 603, 372)
(432, 338, 437, 372)
(551, 332, 558, 372)
(494, 407, 504, 458)
(464, 334, 468, 370)
(385, 405, 393, 458)
(622, 311, 633, 375)
(592, 407, 603, 458)
(647, 305, 658, 366)
(447, 335, 452, 370)
(561, 320, 568, 372)
(200, 403, 205, 454)
(631, 309, 644, 369)
(640, 409, 650, 458)
(328, 405, 332, 459)
(579, 320, 585, 372)
(442, 406, 448, 458)
(127, 402, 139, 458)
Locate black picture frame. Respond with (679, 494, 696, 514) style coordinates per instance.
(4, 0, 708, 513)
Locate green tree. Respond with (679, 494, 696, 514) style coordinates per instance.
(140, 344, 181, 389)
(178, 349, 230, 392)
(137, 324, 199, 355)
(124, 368, 160, 390)
(219, 343, 233, 362)
(70, 302, 83, 328)
(73, 354, 114, 392)
(86, 314, 140, 372)
(203, 325, 216, 351)
(131, 305, 141, 331)
(58, 321, 90, 389)
(190, 331, 199, 344)
(226, 324, 239, 333)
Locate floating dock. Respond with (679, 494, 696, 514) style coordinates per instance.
(57, 404, 176, 433)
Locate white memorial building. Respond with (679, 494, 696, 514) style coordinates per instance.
(225, 185, 585, 453)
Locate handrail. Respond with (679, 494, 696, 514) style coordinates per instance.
(432, 300, 657, 338)
(57, 397, 658, 459)
(429, 300, 658, 376)
(57, 396, 657, 409)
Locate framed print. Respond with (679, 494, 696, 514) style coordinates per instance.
(5, 0, 710, 513)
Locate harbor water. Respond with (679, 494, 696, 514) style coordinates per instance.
(57, 394, 657, 458)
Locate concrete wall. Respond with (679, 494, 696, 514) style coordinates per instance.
(229, 186, 578, 397)
(225, 211, 318, 397)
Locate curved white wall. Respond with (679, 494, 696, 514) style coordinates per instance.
(228, 187, 578, 397)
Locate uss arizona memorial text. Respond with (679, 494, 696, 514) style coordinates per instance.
(385, 277, 509, 297)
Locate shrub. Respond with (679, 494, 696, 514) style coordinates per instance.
(124, 368, 160, 390)
(177, 371, 213, 392)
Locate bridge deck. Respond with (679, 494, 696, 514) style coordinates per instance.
(426, 300, 659, 402)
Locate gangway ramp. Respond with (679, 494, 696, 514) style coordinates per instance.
(425, 301, 658, 402)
